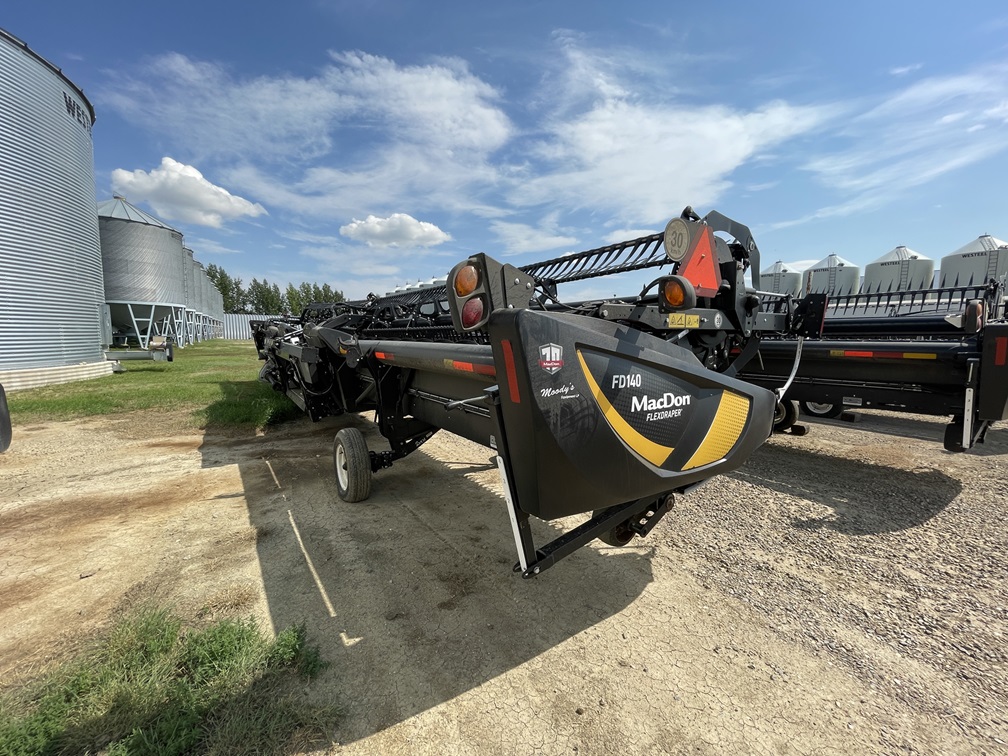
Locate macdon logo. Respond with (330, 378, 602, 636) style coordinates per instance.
(630, 393, 692, 413)
(538, 343, 564, 374)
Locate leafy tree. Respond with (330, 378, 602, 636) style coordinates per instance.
(319, 284, 343, 303)
(206, 263, 246, 313)
(200, 263, 343, 314)
(285, 283, 303, 315)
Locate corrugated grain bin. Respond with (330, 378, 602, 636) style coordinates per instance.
(97, 196, 186, 347)
(183, 247, 196, 308)
(0, 28, 107, 374)
(802, 254, 860, 296)
(862, 246, 934, 294)
(193, 262, 207, 314)
(938, 235, 1008, 287)
(759, 261, 803, 297)
(98, 197, 185, 304)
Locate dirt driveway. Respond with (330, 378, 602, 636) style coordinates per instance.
(1, 408, 1005, 754)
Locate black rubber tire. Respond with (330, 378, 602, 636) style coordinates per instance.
(0, 383, 11, 454)
(593, 510, 636, 547)
(799, 400, 844, 419)
(333, 428, 372, 502)
(943, 419, 966, 453)
(773, 399, 800, 432)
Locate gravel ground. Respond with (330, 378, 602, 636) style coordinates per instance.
(662, 410, 1008, 752)
(1, 406, 1005, 754)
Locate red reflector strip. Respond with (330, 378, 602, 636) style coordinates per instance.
(828, 349, 937, 360)
(996, 336, 1008, 367)
(501, 339, 521, 404)
(448, 360, 496, 377)
(374, 351, 388, 360)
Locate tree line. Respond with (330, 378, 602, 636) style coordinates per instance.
(205, 264, 345, 314)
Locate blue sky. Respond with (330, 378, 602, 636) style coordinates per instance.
(5, 1, 1008, 300)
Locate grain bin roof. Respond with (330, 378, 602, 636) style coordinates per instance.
(947, 234, 1008, 256)
(872, 245, 930, 263)
(97, 196, 179, 232)
(760, 260, 801, 275)
(808, 253, 855, 269)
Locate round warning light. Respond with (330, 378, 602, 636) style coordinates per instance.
(461, 296, 485, 329)
(454, 264, 480, 297)
(663, 279, 686, 308)
(659, 276, 696, 311)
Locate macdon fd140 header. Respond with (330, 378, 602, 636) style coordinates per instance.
(253, 207, 826, 578)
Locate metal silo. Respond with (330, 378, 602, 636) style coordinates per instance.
(938, 235, 1008, 288)
(182, 246, 196, 344)
(862, 246, 934, 294)
(192, 261, 208, 341)
(802, 254, 860, 296)
(0, 28, 108, 387)
(759, 261, 803, 297)
(98, 196, 186, 348)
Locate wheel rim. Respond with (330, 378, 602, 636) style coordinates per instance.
(335, 443, 349, 489)
(806, 402, 835, 414)
(611, 523, 634, 546)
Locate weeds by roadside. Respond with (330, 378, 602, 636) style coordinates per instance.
(0, 607, 336, 755)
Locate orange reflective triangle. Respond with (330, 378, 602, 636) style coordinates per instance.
(679, 227, 720, 297)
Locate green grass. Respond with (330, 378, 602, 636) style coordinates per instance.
(0, 608, 335, 755)
(6, 341, 302, 430)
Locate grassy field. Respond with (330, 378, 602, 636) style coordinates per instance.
(2, 340, 334, 753)
(6, 340, 302, 429)
(0, 608, 334, 755)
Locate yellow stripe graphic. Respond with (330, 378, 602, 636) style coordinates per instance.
(682, 391, 750, 470)
(577, 351, 673, 467)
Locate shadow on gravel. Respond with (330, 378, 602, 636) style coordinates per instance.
(198, 399, 651, 745)
(801, 412, 1008, 458)
(736, 444, 962, 535)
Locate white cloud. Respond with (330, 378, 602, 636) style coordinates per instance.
(187, 238, 245, 256)
(771, 64, 1008, 230)
(339, 213, 451, 247)
(490, 215, 578, 255)
(516, 97, 831, 226)
(603, 229, 657, 244)
(889, 63, 923, 76)
(111, 157, 267, 228)
(101, 52, 513, 219)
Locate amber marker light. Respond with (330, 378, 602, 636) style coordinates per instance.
(663, 279, 685, 308)
(454, 264, 479, 297)
(657, 275, 697, 312)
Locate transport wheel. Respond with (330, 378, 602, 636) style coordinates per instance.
(773, 399, 800, 432)
(799, 400, 844, 419)
(943, 419, 966, 453)
(0, 383, 10, 454)
(333, 428, 372, 502)
(593, 511, 636, 547)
